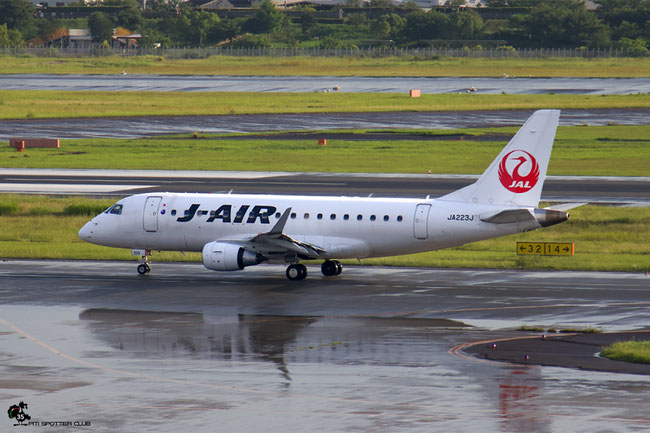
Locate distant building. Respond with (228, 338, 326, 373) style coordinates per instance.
(29, 0, 92, 5)
(26, 28, 92, 48)
(25, 28, 141, 49)
(200, 0, 235, 9)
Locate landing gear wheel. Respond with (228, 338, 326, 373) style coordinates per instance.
(334, 260, 342, 275)
(137, 263, 150, 275)
(321, 260, 334, 276)
(286, 264, 307, 281)
(321, 260, 339, 277)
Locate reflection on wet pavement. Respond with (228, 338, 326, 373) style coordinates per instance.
(78, 309, 469, 383)
(2, 262, 650, 432)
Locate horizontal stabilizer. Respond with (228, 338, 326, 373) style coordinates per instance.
(481, 209, 534, 224)
(544, 203, 587, 211)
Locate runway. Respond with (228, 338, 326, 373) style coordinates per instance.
(1, 260, 650, 432)
(1, 168, 649, 205)
(1, 108, 649, 139)
(3, 74, 649, 94)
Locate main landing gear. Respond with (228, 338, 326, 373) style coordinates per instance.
(285, 260, 343, 281)
(286, 263, 307, 281)
(321, 260, 342, 277)
(136, 249, 151, 275)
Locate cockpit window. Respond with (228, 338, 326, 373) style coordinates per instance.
(109, 204, 123, 215)
(104, 205, 114, 214)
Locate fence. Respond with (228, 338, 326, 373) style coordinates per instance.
(0, 46, 646, 59)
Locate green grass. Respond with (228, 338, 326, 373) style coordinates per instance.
(601, 341, 650, 364)
(0, 195, 648, 272)
(1, 90, 650, 120)
(517, 325, 547, 332)
(1, 55, 650, 77)
(3, 125, 649, 176)
(558, 327, 602, 334)
(517, 325, 602, 333)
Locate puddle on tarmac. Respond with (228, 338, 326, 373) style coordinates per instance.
(2, 305, 650, 432)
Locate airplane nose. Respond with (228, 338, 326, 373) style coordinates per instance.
(79, 221, 96, 240)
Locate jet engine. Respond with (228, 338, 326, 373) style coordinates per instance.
(202, 241, 266, 271)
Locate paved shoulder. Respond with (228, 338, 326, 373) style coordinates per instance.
(463, 331, 650, 375)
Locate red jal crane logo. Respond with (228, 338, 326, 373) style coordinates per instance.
(498, 150, 540, 193)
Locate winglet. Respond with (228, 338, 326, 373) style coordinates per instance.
(268, 207, 292, 235)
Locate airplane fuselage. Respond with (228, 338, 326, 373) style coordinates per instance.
(80, 192, 541, 260)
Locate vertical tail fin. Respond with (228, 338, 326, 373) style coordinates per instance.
(440, 109, 560, 207)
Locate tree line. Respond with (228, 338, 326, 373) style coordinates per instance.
(0, 0, 649, 55)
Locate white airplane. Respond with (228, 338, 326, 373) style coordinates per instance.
(79, 109, 578, 280)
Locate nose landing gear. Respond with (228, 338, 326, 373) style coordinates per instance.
(137, 263, 151, 275)
(134, 249, 151, 275)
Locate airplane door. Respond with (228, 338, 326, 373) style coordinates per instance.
(413, 204, 431, 239)
(143, 196, 162, 232)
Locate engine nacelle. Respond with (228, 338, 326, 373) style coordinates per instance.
(202, 241, 266, 271)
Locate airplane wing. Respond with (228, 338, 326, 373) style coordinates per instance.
(220, 208, 328, 259)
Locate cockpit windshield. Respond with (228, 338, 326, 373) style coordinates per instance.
(104, 204, 123, 215)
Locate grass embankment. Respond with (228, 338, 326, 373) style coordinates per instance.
(601, 341, 650, 364)
(3, 125, 649, 176)
(1, 55, 650, 77)
(0, 195, 648, 272)
(517, 325, 602, 333)
(2, 90, 650, 120)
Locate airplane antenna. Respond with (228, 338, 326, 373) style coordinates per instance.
(228, 189, 233, 194)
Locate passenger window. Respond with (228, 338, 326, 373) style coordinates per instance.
(344, 214, 349, 220)
(330, 214, 336, 220)
(275, 212, 281, 218)
(397, 215, 403, 222)
(384, 215, 389, 221)
(199, 210, 208, 216)
(357, 215, 362, 221)
(110, 204, 123, 215)
(317, 213, 323, 220)
(304, 213, 310, 219)
(291, 213, 296, 219)
(370, 215, 376, 221)
(171, 210, 177, 216)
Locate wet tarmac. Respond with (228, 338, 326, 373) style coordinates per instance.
(2, 74, 650, 95)
(1, 109, 649, 140)
(1, 261, 650, 432)
(464, 331, 650, 375)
